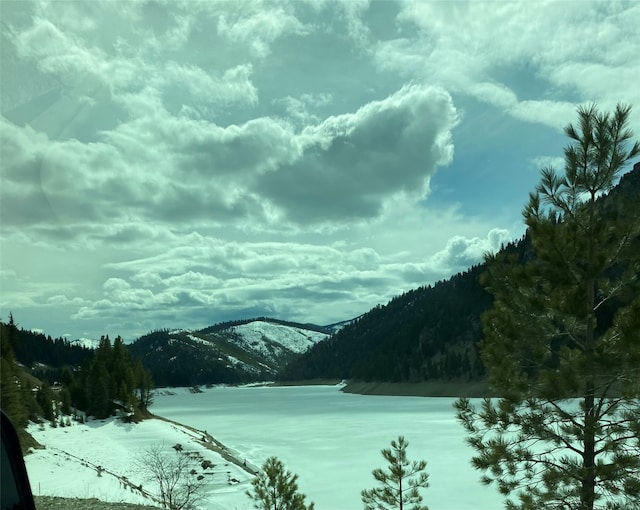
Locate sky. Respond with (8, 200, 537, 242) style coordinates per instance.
(1, 0, 639, 342)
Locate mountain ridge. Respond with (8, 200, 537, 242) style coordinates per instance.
(6, 163, 638, 390)
(277, 161, 640, 386)
(126, 318, 330, 386)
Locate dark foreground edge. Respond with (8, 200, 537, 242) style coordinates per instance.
(1, 410, 36, 510)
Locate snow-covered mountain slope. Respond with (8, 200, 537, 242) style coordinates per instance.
(69, 337, 101, 349)
(128, 319, 329, 386)
(227, 320, 328, 361)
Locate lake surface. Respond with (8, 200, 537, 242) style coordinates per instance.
(152, 385, 502, 510)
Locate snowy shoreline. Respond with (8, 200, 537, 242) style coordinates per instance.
(24, 395, 258, 510)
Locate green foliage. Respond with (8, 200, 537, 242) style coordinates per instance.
(134, 359, 155, 410)
(362, 436, 429, 510)
(247, 456, 314, 510)
(1, 321, 38, 429)
(0, 319, 43, 449)
(456, 104, 640, 510)
(0, 357, 28, 429)
(77, 335, 155, 419)
(1, 316, 154, 423)
(36, 380, 55, 422)
(1, 321, 93, 370)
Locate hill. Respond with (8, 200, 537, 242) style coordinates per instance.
(278, 162, 640, 386)
(277, 262, 495, 383)
(127, 318, 329, 386)
(1, 320, 94, 380)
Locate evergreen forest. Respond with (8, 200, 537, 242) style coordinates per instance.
(278, 161, 640, 386)
(1, 317, 154, 449)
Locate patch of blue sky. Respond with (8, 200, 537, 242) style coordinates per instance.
(427, 94, 565, 224)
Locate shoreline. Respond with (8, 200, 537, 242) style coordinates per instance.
(268, 378, 344, 387)
(150, 414, 259, 476)
(157, 379, 495, 397)
(341, 379, 495, 397)
(25, 408, 260, 508)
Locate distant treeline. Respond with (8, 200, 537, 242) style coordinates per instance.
(4, 319, 94, 375)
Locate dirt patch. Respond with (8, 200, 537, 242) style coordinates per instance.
(34, 496, 157, 510)
(341, 380, 495, 397)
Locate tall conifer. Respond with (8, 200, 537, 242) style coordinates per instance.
(362, 436, 429, 510)
(247, 456, 315, 510)
(456, 104, 640, 510)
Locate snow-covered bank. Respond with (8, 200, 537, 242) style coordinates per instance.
(24, 410, 254, 510)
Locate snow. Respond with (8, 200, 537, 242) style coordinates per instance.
(229, 320, 327, 358)
(225, 355, 257, 372)
(24, 415, 253, 509)
(166, 334, 213, 348)
(153, 386, 504, 510)
(69, 337, 100, 349)
(186, 334, 212, 346)
(25, 385, 504, 510)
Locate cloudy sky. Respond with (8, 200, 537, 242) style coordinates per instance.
(1, 0, 639, 342)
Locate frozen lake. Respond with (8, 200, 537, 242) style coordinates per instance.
(152, 384, 502, 510)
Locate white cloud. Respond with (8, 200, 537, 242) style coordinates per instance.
(46, 295, 87, 306)
(217, 2, 310, 58)
(7, 0, 629, 341)
(382, 1, 640, 131)
(469, 82, 517, 109)
(2, 80, 457, 241)
(256, 84, 458, 222)
(531, 156, 565, 172)
(14, 17, 109, 85)
(511, 100, 578, 131)
(430, 228, 512, 273)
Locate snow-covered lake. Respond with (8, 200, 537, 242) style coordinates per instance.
(153, 384, 503, 510)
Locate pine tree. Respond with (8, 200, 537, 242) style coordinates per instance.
(1, 321, 29, 429)
(0, 357, 28, 429)
(456, 104, 640, 510)
(361, 436, 429, 510)
(135, 359, 155, 410)
(246, 457, 314, 510)
(36, 380, 55, 422)
(59, 386, 72, 415)
(87, 360, 111, 419)
(112, 336, 136, 406)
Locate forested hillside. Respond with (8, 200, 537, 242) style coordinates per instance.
(278, 262, 496, 382)
(279, 162, 640, 384)
(127, 329, 259, 386)
(127, 319, 328, 386)
(1, 317, 95, 382)
(1, 318, 154, 447)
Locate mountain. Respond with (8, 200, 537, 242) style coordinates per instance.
(277, 262, 496, 383)
(126, 318, 329, 386)
(278, 162, 640, 385)
(4, 164, 637, 390)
